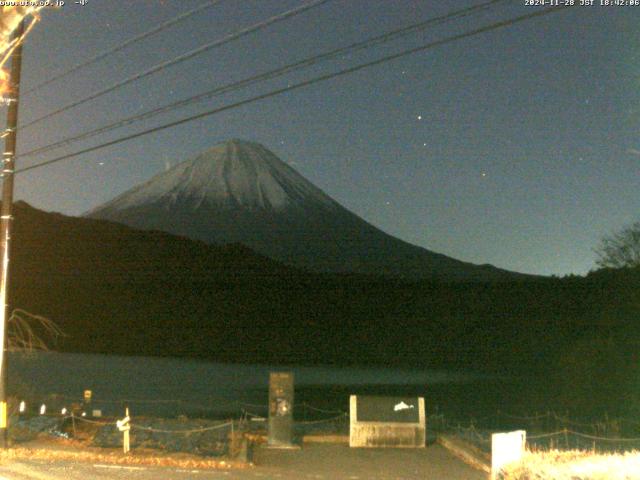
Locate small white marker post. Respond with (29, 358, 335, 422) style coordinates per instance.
(117, 407, 131, 454)
(491, 430, 526, 480)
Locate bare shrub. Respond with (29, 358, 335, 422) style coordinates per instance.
(502, 450, 640, 480)
(7, 308, 64, 353)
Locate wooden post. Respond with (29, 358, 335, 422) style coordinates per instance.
(124, 407, 130, 454)
(117, 407, 131, 454)
(230, 419, 235, 455)
(71, 412, 76, 437)
(0, 19, 25, 448)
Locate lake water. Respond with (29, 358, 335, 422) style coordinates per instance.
(7, 352, 494, 420)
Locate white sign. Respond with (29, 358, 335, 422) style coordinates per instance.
(117, 415, 130, 432)
(393, 401, 415, 412)
(491, 430, 526, 479)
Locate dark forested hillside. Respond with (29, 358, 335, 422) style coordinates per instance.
(7, 201, 640, 399)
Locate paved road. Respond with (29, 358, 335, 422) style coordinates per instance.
(0, 444, 486, 479)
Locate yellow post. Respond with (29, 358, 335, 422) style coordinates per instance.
(0, 19, 25, 448)
(124, 407, 130, 454)
(117, 407, 131, 454)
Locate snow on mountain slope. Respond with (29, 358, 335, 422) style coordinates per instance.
(86, 139, 519, 280)
(93, 139, 337, 213)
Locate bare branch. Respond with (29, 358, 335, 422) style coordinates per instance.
(595, 221, 640, 269)
(7, 308, 65, 353)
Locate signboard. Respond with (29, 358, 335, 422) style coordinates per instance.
(356, 396, 420, 423)
(350, 395, 425, 448)
(268, 372, 294, 447)
(491, 430, 526, 480)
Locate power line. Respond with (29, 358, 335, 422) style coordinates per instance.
(16, 5, 570, 176)
(23, 0, 227, 96)
(19, 0, 333, 130)
(18, 0, 511, 160)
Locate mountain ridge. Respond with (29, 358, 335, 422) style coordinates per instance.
(86, 140, 339, 214)
(86, 139, 528, 281)
(5, 201, 638, 417)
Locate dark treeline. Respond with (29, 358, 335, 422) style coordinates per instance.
(8, 202, 640, 416)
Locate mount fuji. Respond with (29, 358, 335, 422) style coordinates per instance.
(86, 139, 517, 280)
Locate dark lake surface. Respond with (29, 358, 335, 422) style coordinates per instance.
(8, 352, 524, 422)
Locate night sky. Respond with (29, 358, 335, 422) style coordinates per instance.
(8, 0, 639, 276)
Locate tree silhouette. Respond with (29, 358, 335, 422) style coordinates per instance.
(7, 308, 64, 353)
(595, 221, 640, 269)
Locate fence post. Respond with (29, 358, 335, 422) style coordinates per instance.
(117, 407, 131, 454)
(124, 408, 130, 454)
(231, 419, 235, 455)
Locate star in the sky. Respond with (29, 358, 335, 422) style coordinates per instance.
(627, 148, 640, 157)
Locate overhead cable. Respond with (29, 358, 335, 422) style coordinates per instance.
(19, 0, 333, 130)
(16, 5, 570, 175)
(23, 0, 227, 95)
(18, 0, 510, 159)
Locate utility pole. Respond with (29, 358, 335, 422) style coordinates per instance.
(0, 19, 25, 448)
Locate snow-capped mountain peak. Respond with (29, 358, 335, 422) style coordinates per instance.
(87, 139, 519, 281)
(92, 139, 336, 213)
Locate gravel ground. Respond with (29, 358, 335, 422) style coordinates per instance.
(0, 444, 485, 479)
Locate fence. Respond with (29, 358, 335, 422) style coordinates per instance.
(14, 393, 349, 422)
(435, 410, 640, 454)
(10, 394, 350, 457)
(11, 392, 640, 456)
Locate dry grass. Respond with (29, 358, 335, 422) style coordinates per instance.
(0, 436, 246, 470)
(501, 450, 640, 480)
